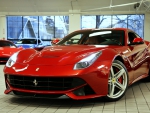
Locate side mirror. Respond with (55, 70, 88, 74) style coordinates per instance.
(131, 37, 144, 45)
(51, 38, 60, 45)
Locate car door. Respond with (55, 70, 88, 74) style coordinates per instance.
(127, 31, 149, 80)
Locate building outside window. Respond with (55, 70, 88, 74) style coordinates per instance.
(81, 14, 144, 38)
(7, 16, 69, 45)
(7, 14, 144, 45)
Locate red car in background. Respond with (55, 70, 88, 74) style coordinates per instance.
(0, 40, 23, 63)
(3, 28, 150, 101)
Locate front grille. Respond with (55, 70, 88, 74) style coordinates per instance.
(13, 91, 63, 98)
(6, 74, 85, 91)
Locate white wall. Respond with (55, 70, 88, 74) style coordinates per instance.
(0, 16, 7, 39)
(69, 10, 81, 33)
(144, 13, 150, 41)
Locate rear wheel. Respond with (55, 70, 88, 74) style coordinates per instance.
(105, 60, 129, 101)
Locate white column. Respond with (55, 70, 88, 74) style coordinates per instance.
(69, 10, 81, 33)
(144, 13, 150, 41)
(0, 16, 7, 39)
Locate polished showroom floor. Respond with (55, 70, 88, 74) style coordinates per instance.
(0, 64, 150, 113)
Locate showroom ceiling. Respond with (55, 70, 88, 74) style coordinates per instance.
(0, 0, 150, 15)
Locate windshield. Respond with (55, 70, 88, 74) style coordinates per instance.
(57, 30, 125, 46)
(16, 39, 41, 44)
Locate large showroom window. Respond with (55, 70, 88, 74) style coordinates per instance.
(21, 16, 39, 39)
(7, 16, 23, 39)
(127, 15, 144, 38)
(97, 15, 112, 28)
(112, 15, 127, 28)
(7, 16, 69, 44)
(82, 16, 96, 29)
(81, 14, 144, 38)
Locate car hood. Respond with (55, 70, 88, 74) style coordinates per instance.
(18, 45, 120, 65)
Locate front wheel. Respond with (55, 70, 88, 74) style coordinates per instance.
(104, 60, 129, 101)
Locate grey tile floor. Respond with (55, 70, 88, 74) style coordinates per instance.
(0, 64, 150, 113)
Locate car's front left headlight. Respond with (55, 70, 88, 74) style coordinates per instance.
(6, 51, 19, 67)
(74, 51, 102, 70)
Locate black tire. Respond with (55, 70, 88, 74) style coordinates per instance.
(104, 60, 129, 101)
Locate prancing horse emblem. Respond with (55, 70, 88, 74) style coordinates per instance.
(33, 79, 38, 86)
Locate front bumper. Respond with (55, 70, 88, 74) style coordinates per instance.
(4, 62, 110, 100)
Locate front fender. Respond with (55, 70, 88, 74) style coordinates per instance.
(97, 48, 121, 66)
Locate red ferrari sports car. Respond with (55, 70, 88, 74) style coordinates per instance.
(0, 40, 23, 63)
(3, 28, 150, 101)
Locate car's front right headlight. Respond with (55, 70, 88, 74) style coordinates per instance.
(6, 51, 19, 67)
(74, 51, 102, 70)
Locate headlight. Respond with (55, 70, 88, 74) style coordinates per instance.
(6, 51, 19, 67)
(74, 51, 102, 70)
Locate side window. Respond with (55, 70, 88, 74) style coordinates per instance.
(128, 32, 137, 44)
(128, 32, 142, 45)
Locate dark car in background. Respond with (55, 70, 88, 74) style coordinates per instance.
(15, 38, 48, 50)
